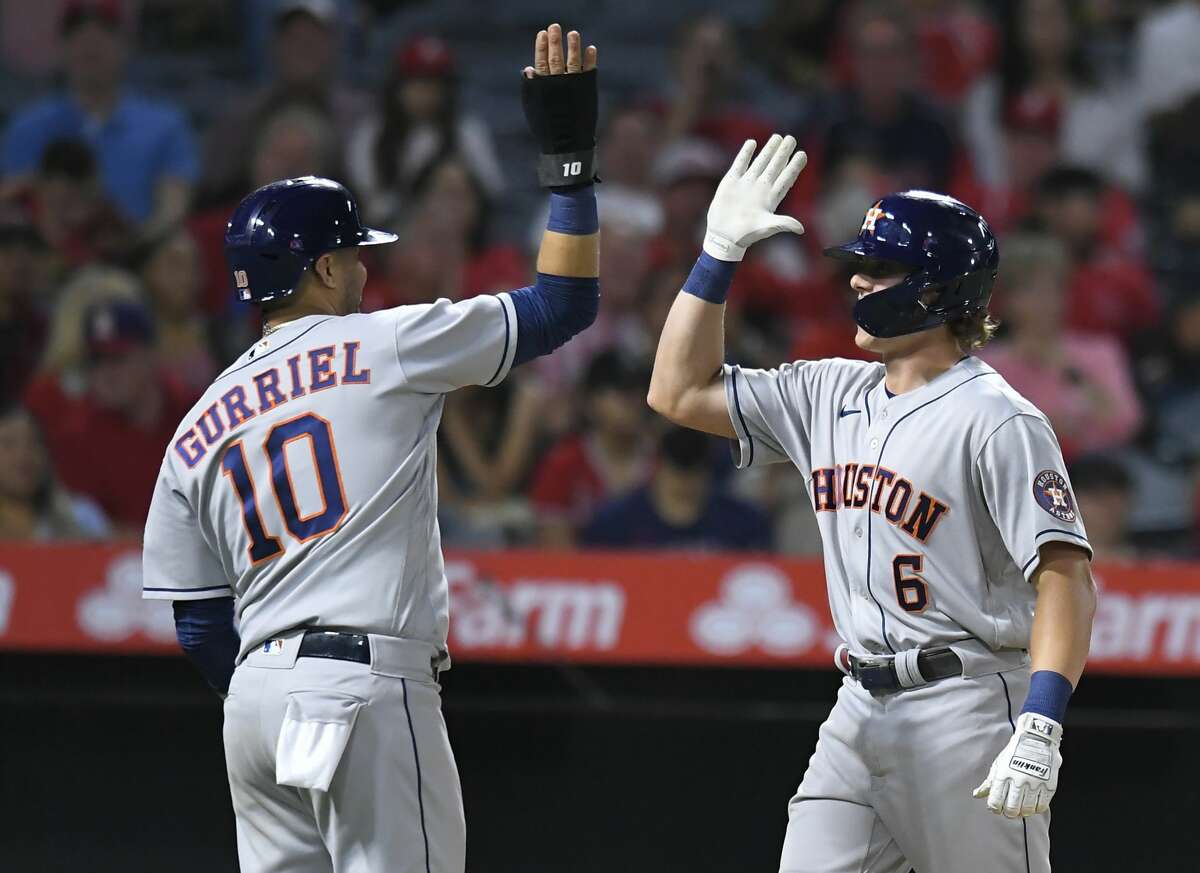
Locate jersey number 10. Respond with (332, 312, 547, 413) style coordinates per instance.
(220, 412, 347, 563)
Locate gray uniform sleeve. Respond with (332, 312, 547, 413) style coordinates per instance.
(722, 361, 818, 470)
(390, 293, 518, 393)
(976, 414, 1092, 580)
(142, 463, 231, 601)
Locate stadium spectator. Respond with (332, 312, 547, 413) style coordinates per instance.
(1134, 0, 1200, 119)
(593, 104, 664, 234)
(647, 138, 726, 271)
(761, 0, 840, 96)
(963, 0, 1145, 192)
(1034, 166, 1158, 342)
(662, 15, 774, 153)
(822, 2, 956, 192)
(191, 104, 337, 319)
(530, 350, 655, 547)
(951, 92, 1061, 235)
(0, 0, 198, 233)
(981, 234, 1143, 461)
(581, 426, 772, 552)
(363, 153, 528, 311)
(529, 216, 654, 403)
(13, 138, 130, 267)
(201, 0, 368, 201)
(25, 299, 194, 533)
(36, 264, 141, 378)
(133, 228, 218, 394)
(1068, 454, 1137, 562)
(436, 374, 547, 548)
(0, 214, 48, 406)
(345, 35, 505, 224)
(0, 403, 109, 541)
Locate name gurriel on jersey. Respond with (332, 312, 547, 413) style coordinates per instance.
(174, 341, 371, 469)
(811, 461, 950, 544)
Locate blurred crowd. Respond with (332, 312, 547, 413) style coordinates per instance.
(1, 0, 1198, 561)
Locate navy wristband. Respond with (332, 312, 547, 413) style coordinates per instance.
(547, 184, 598, 235)
(682, 252, 738, 305)
(1021, 669, 1073, 723)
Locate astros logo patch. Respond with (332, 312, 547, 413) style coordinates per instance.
(1033, 470, 1076, 522)
(861, 202, 886, 234)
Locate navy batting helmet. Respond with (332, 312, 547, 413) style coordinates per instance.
(224, 176, 397, 304)
(823, 191, 999, 338)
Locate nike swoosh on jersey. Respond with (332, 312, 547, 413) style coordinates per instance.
(838, 407, 861, 418)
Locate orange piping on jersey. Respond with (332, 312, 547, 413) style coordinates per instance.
(221, 439, 284, 565)
(268, 412, 348, 543)
(852, 464, 876, 508)
(900, 491, 950, 543)
(892, 552, 931, 613)
(812, 467, 837, 512)
(870, 467, 896, 514)
(342, 341, 372, 384)
(884, 476, 914, 523)
(308, 346, 339, 392)
(195, 402, 225, 446)
(221, 384, 257, 430)
(840, 463, 859, 509)
(285, 354, 307, 399)
(253, 368, 287, 412)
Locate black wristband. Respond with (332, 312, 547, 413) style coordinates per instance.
(522, 68, 600, 188)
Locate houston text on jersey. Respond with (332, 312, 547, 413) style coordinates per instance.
(810, 462, 950, 544)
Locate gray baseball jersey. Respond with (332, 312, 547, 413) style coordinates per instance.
(724, 354, 1091, 656)
(724, 354, 1092, 873)
(142, 293, 517, 661)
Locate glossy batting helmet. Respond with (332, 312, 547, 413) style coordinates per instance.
(224, 176, 397, 304)
(823, 191, 999, 338)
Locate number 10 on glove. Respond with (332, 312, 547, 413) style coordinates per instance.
(973, 712, 1063, 819)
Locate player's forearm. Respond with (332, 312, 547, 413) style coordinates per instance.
(1029, 545, 1096, 687)
(647, 285, 729, 427)
(1021, 543, 1096, 725)
(536, 186, 599, 278)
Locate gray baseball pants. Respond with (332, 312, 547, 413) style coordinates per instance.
(223, 632, 464, 873)
(779, 662, 1050, 873)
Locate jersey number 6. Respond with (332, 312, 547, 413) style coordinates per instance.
(221, 412, 348, 563)
(892, 554, 929, 613)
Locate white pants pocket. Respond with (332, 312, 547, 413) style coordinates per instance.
(275, 690, 365, 792)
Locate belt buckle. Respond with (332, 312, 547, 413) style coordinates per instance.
(854, 656, 897, 691)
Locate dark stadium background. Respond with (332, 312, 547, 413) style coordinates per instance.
(1, 0, 1199, 870)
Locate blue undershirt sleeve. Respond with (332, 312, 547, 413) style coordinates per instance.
(173, 597, 240, 696)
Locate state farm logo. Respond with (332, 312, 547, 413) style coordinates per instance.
(77, 551, 175, 643)
(690, 564, 820, 656)
(1089, 575, 1200, 664)
(447, 560, 625, 650)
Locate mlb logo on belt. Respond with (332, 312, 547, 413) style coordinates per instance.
(262, 638, 286, 655)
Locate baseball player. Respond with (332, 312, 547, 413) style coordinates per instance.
(648, 135, 1096, 872)
(142, 24, 601, 873)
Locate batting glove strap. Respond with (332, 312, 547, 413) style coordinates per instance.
(535, 150, 599, 189)
(521, 69, 600, 188)
(973, 712, 1063, 819)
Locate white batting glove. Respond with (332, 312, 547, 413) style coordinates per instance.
(973, 712, 1063, 818)
(702, 134, 807, 262)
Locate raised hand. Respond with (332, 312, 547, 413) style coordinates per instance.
(524, 22, 597, 78)
(702, 134, 807, 262)
(520, 23, 600, 189)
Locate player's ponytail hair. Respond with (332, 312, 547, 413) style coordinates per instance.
(949, 310, 1000, 351)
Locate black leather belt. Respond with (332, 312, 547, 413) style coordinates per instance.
(297, 629, 371, 665)
(849, 647, 962, 691)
